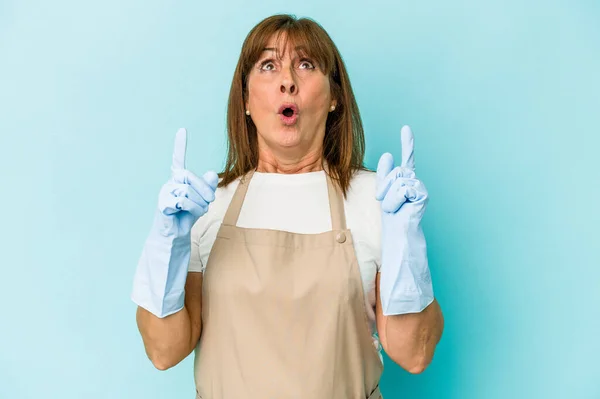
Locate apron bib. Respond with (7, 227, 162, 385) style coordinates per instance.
(194, 169, 383, 398)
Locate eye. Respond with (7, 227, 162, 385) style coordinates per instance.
(259, 59, 275, 71)
(299, 58, 315, 70)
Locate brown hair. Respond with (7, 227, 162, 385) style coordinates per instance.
(218, 14, 369, 197)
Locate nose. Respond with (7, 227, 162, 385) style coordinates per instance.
(280, 83, 295, 94)
(280, 67, 297, 94)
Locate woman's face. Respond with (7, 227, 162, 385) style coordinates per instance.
(245, 34, 336, 157)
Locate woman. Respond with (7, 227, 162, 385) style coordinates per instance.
(131, 14, 444, 398)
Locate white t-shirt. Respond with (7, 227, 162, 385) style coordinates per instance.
(188, 168, 382, 332)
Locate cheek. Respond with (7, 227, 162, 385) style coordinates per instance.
(248, 78, 275, 112)
(306, 79, 331, 110)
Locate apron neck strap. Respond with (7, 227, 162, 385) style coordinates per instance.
(222, 167, 347, 231)
(325, 171, 347, 230)
(221, 168, 255, 227)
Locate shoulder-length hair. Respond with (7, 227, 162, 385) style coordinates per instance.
(218, 14, 369, 197)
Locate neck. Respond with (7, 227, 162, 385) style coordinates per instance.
(256, 146, 324, 174)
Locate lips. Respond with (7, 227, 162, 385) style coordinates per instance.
(277, 103, 299, 126)
(278, 103, 298, 117)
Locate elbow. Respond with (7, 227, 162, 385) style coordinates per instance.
(382, 338, 433, 374)
(143, 338, 197, 371)
(388, 350, 429, 374)
(152, 359, 174, 371)
(149, 353, 176, 371)
(405, 357, 428, 374)
(147, 348, 182, 371)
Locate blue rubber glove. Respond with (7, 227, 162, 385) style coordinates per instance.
(376, 125, 434, 316)
(131, 128, 219, 318)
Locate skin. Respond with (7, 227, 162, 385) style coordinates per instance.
(245, 34, 336, 174)
(136, 32, 443, 374)
(376, 275, 444, 373)
(244, 34, 444, 374)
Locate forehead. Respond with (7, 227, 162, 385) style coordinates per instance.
(260, 32, 309, 58)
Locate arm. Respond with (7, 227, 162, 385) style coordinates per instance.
(375, 272, 444, 374)
(131, 128, 217, 370)
(375, 125, 444, 373)
(136, 271, 203, 370)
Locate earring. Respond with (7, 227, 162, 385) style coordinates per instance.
(245, 109, 250, 116)
(330, 105, 336, 112)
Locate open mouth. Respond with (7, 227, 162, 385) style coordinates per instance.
(278, 103, 299, 125)
(278, 103, 298, 116)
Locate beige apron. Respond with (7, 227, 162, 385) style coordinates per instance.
(194, 169, 384, 398)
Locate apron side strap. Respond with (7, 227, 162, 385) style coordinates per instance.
(367, 384, 382, 399)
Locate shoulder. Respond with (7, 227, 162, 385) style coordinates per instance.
(344, 168, 381, 231)
(345, 168, 379, 209)
(349, 168, 377, 190)
(345, 168, 382, 269)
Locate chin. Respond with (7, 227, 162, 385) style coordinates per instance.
(274, 128, 303, 148)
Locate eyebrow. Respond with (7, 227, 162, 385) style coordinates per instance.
(261, 45, 307, 53)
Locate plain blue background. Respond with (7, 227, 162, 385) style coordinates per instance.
(1, 0, 599, 398)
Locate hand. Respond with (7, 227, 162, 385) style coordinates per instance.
(156, 128, 219, 237)
(375, 125, 433, 315)
(376, 125, 427, 215)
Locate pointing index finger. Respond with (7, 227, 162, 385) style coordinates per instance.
(171, 128, 187, 173)
(400, 125, 415, 171)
